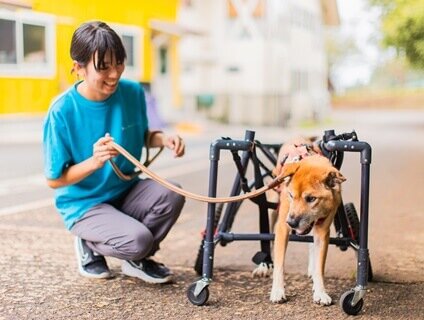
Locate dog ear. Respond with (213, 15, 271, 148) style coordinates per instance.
(325, 170, 346, 190)
(272, 154, 288, 177)
(281, 162, 300, 186)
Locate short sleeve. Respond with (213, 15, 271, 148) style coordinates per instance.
(43, 109, 73, 180)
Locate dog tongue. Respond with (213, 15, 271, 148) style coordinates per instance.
(297, 223, 314, 235)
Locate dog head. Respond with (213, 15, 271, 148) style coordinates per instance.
(279, 155, 346, 235)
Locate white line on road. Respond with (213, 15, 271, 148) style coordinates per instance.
(0, 198, 53, 216)
(0, 174, 46, 196)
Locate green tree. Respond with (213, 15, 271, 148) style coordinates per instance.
(371, 0, 424, 69)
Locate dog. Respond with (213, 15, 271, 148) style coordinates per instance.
(251, 137, 321, 278)
(267, 137, 346, 306)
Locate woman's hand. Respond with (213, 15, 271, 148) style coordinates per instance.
(92, 133, 119, 169)
(163, 134, 185, 158)
(147, 131, 185, 158)
(46, 133, 118, 189)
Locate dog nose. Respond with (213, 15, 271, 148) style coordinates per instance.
(287, 215, 300, 229)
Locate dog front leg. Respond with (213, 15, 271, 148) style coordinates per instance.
(307, 243, 315, 278)
(270, 222, 290, 303)
(312, 227, 332, 305)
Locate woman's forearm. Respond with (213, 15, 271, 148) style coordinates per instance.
(148, 131, 166, 148)
(46, 157, 98, 189)
(47, 135, 118, 189)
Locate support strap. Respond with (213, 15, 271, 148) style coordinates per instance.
(107, 141, 287, 204)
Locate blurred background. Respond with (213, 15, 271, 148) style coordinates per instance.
(0, 2, 424, 317)
(0, 0, 422, 126)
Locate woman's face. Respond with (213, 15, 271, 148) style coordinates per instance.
(76, 51, 125, 101)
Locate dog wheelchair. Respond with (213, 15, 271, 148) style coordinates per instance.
(186, 129, 373, 316)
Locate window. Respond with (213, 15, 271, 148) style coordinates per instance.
(0, 19, 16, 63)
(159, 47, 167, 74)
(121, 35, 134, 67)
(23, 23, 46, 63)
(112, 24, 142, 81)
(291, 70, 308, 92)
(0, 10, 55, 78)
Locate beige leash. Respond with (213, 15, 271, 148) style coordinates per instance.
(108, 141, 288, 204)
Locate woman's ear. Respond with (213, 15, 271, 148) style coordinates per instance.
(72, 60, 84, 79)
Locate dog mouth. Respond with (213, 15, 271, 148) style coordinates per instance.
(295, 222, 314, 235)
(294, 217, 326, 236)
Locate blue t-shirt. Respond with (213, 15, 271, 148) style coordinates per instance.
(43, 78, 148, 230)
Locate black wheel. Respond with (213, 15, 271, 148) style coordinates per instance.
(344, 202, 360, 240)
(194, 239, 205, 276)
(340, 290, 364, 316)
(187, 283, 209, 306)
(334, 204, 348, 251)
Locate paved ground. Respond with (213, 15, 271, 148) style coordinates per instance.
(1, 109, 424, 319)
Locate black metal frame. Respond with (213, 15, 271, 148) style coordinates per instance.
(187, 129, 372, 315)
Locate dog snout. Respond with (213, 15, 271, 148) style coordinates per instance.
(286, 215, 301, 229)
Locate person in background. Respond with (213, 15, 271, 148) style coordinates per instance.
(43, 21, 185, 284)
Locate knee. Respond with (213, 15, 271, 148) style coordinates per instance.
(156, 181, 185, 217)
(167, 181, 186, 210)
(171, 191, 185, 213)
(118, 229, 154, 261)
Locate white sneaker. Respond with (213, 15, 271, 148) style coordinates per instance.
(121, 259, 172, 284)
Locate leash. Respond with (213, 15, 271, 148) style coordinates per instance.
(107, 141, 288, 204)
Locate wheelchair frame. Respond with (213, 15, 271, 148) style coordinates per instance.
(187, 129, 372, 316)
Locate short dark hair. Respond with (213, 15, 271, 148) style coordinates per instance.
(70, 21, 126, 71)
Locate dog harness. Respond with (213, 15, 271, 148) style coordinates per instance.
(284, 143, 316, 163)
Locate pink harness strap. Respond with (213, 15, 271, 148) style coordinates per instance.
(285, 144, 315, 163)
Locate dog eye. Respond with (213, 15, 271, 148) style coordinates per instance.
(305, 195, 317, 203)
(287, 191, 293, 199)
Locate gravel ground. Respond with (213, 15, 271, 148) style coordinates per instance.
(0, 208, 423, 320)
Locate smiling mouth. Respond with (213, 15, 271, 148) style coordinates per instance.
(104, 82, 117, 88)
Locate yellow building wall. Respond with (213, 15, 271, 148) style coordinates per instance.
(0, 0, 178, 114)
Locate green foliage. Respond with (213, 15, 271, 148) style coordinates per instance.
(371, 0, 424, 69)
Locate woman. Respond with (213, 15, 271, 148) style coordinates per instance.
(43, 21, 185, 284)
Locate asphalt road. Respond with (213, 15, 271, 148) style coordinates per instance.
(0, 109, 423, 319)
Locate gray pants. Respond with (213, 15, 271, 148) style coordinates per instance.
(71, 179, 185, 261)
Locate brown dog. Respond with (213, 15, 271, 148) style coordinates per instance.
(269, 138, 345, 305)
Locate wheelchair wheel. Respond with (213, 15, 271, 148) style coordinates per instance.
(187, 282, 209, 306)
(344, 202, 360, 240)
(340, 290, 364, 315)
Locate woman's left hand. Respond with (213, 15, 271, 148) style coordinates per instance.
(164, 134, 185, 158)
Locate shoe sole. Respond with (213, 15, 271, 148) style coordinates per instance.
(121, 260, 172, 284)
(74, 238, 113, 279)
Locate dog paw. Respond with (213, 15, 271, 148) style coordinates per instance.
(252, 262, 273, 278)
(270, 287, 287, 303)
(313, 290, 332, 306)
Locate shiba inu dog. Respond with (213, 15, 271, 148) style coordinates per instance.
(269, 138, 346, 305)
